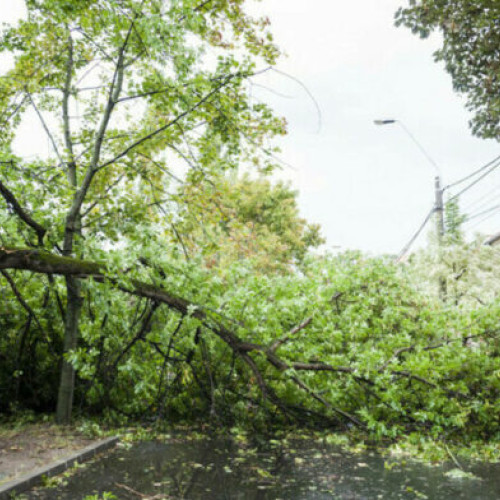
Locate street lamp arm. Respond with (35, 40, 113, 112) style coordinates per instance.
(374, 118, 441, 176)
(374, 117, 446, 287)
(396, 121, 441, 176)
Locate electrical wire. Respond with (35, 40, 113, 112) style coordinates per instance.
(397, 121, 441, 175)
(465, 203, 500, 223)
(464, 207, 500, 231)
(461, 180, 500, 212)
(447, 156, 500, 203)
(395, 206, 436, 262)
(270, 68, 322, 134)
(464, 194, 500, 219)
(444, 153, 500, 191)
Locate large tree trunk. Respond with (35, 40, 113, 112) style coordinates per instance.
(56, 276, 82, 424)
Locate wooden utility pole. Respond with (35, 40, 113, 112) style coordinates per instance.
(435, 175, 445, 243)
(435, 175, 447, 300)
(375, 119, 447, 300)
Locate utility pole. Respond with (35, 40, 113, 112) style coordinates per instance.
(434, 175, 445, 244)
(374, 119, 445, 243)
(374, 119, 447, 300)
(434, 175, 447, 301)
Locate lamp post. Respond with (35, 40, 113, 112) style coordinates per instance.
(375, 119, 446, 300)
(374, 119, 445, 245)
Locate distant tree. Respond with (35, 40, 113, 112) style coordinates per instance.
(173, 172, 324, 272)
(396, 0, 500, 139)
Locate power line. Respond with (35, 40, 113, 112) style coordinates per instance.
(464, 194, 500, 219)
(462, 181, 500, 212)
(464, 207, 500, 231)
(465, 203, 500, 223)
(270, 68, 322, 134)
(444, 153, 500, 191)
(396, 206, 435, 262)
(447, 156, 500, 203)
(397, 121, 440, 175)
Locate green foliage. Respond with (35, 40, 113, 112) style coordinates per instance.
(0, 0, 286, 422)
(396, 0, 500, 139)
(83, 492, 118, 500)
(8, 246, 500, 441)
(1, 0, 500, 447)
(405, 234, 500, 306)
(444, 198, 466, 245)
(172, 172, 324, 271)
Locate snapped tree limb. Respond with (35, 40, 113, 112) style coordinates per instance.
(0, 180, 47, 244)
(0, 246, 362, 427)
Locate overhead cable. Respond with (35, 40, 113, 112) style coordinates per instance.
(462, 181, 500, 212)
(395, 207, 435, 262)
(447, 156, 500, 203)
(465, 203, 500, 222)
(445, 153, 500, 191)
(465, 196, 500, 219)
(464, 207, 500, 231)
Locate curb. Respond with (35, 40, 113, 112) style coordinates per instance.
(0, 436, 119, 499)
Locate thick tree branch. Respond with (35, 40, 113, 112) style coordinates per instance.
(0, 247, 362, 427)
(0, 247, 472, 425)
(0, 178, 47, 244)
(0, 247, 252, 350)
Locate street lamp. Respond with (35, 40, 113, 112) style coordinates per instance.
(374, 119, 445, 244)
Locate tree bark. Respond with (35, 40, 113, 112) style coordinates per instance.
(56, 32, 81, 425)
(56, 276, 82, 423)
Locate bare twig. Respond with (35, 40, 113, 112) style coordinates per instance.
(269, 317, 312, 353)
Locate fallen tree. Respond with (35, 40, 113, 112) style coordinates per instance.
(2, 246, 499, 438)
(0, 247, 364, 427)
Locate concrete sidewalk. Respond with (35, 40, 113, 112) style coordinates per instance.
(0, 436, 119, 499)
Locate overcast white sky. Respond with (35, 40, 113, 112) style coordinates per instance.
(2, 0, 500, 255)
(249, 0, 500, 254)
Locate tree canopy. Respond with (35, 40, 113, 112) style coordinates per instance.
(0, 0, 286, 423)
(396, 0, 500, 139)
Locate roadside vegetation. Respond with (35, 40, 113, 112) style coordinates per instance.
(1, 0, 499, 462)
